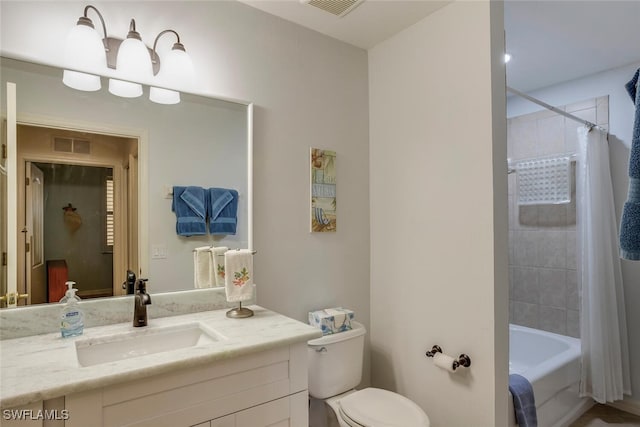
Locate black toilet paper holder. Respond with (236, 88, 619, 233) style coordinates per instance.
(425, 345, 471, 370)
(425, 345, 442, 357)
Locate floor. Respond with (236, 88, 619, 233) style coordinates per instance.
(310, 399, 640, 426)
(570, 404, 640, 427)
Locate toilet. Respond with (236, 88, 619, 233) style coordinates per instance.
(308, 321, 430, 427)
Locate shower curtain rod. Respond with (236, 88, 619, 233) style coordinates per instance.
(507, 86, 606, 132)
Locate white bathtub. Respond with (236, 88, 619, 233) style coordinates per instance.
(508, 324, 593, 427)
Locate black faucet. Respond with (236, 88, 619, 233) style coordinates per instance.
(122, 270, 136, 294)
(133, 278, 151, 327)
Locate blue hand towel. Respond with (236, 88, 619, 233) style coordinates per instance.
(509, 374, 537, 427)
(172, 186, 207, 236)
(207, 188, 238, 235)
(620, 68, 640, 260)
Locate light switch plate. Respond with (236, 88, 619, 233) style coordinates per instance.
(163, 185, 173, 199)
(151, 244, 168, 259)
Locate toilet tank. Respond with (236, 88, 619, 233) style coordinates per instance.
(307, 321, 366, 399)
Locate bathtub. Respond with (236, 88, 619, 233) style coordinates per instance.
(508, 324, 593, 427)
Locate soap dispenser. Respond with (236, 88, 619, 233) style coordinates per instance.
(60, 281, 84, 338)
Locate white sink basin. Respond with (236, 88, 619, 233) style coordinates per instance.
(75, 323, 224, 367)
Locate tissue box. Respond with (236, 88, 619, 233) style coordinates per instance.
(308, 307, 354, 335)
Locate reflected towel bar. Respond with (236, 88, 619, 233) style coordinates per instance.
(192, 248, 256, 254)
(508, 154, 577, 175)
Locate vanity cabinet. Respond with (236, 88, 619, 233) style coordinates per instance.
(1, 401, 47, 427)
(64, 342, 309, 427)
(1, 398, 65, 427)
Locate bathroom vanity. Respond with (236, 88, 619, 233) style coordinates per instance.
(0, 306, 321, 427)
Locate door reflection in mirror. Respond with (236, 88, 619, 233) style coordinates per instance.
(13, 124, 137, 307)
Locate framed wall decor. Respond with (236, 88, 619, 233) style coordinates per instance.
(310, 148, 336, 232)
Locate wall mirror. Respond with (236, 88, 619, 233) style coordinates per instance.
(1, 56, 253, 309)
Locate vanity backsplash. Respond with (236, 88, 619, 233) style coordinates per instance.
(0, 287, 256, 340)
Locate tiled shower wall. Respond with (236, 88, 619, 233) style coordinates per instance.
(507, 96, 609, 338)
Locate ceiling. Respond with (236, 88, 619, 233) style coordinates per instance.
(239, 0, 640, 92)
(238, 0, 451, 49)
(504, 1, 640, 92)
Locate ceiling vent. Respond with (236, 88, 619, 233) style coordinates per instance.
(302, 0, 365, 18)
(53, 137, 91, 155)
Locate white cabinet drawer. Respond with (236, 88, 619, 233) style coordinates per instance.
(236, 395, 289, 427)
(217, 391, 308, 427)
(211, 415, 234, 427)
(65, 343, 308, 427)
(1, 401, 43, 427)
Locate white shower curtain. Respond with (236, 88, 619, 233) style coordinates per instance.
(576, 126, 631, 403)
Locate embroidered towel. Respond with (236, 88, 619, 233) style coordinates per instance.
(515, 156, 571, 205)
(509, 374, 538, 427)
(193, 246, 214, 288)
(620, 68, 640, 260)
(211, 246, 228, 287)
(207, 188, 239, 235)
(172, 186, 207, 236)
(224, 249, 253, 302)
(308, 307, 354, 335)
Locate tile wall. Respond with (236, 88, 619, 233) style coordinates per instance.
(507, 96, 609, 337)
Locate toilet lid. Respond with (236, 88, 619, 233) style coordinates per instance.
(338, 388, 430, 427)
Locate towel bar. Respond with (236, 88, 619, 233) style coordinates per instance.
(192, 248, 257, 254)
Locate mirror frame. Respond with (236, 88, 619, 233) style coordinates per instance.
(2, 54, 254, 308)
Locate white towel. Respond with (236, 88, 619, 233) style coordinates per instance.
(193, 246, 214, 288)
(516, 155, 572, 205)
(224, 249, 254, 302)
(211, 246, 228, 287)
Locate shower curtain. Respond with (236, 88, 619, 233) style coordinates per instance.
(576, 126, 631, 403)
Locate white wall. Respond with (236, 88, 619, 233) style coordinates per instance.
(1, 1, 371, 383)
(369, 2, 508, 426)
(2, 2, 514, 422)
(508, 60, 640, 406)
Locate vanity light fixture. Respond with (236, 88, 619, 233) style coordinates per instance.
(149, 30, 194, 105)
(63, 5, 193, 104)
(107, 19, 153, 98)
(62, 5, 108, 91)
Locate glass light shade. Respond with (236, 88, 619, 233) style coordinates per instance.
(62, 24, 106, 91)
(63, 70, 101, 92)
(108, 78, 143, 98)
(149, 48, 194, 104)
(108, 37, 153, 98)
(149, 87, 180, 104)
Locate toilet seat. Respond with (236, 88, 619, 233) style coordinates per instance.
(337, 387, 430, 427)
(339, 406, 366, 427)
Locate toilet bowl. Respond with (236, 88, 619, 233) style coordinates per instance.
(308, 321, 430, 427)
(326, 388, 430, 427)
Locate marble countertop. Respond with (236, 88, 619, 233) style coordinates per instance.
(0, 305, 322, 409)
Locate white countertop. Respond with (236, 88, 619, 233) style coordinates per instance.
(0, 305, 321, 409)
